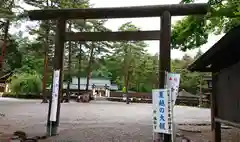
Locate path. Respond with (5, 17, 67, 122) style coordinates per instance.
(0, 98, 211, 141)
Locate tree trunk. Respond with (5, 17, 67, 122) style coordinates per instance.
(78, 21, 85, 96)
(124, 46, 131, 104)
(3, 20, 9, 42)
(0, 0, 13, 70)
(0, 20, 9, 70)
(66, 22, 72, 103)
(199, 76, 203, 107)
(152, 56, 158, 89)
(78, 43, 82, 94)
(137, 82, 140, 92)
(41, 37, 49, 103)
(85, 43, 94, 91)
(125, 69, 130, 104)
(41, 0, 50, 103)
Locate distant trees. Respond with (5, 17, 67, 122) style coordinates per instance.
(0, 0, 220, 97)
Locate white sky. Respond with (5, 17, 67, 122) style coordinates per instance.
(11, 0, 224, 59)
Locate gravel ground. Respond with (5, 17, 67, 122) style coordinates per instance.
(1, 98, 236, 142)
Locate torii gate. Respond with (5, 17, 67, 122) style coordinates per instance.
(28, 3, 208, 142)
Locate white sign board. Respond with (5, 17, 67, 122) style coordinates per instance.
(50, 70, 60, 121)
(166, 72, 180, 105)
(152, 89, 172, 134)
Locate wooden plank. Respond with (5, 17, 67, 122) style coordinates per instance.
(65, 30, 160, 41)
(28, 3, 208, 20)
(215, 118, 240, 129)
(211, 72, 221, 142)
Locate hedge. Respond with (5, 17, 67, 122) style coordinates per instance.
(2, 92, 42, 99)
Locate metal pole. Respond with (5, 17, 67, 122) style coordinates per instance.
(157, 11, 172, 142)
(47, 18, 66, 136)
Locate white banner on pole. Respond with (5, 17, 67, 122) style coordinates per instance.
(50, 70, 60, 122)
(166, 72, 180, 105)
(152, 89, 172, 134)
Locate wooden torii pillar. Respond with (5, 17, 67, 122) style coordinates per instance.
(28, 3, 208, 141)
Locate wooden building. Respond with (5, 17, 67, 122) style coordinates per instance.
(0, 72, 12, 95)
(48, 77, 118, 97)
(202, 75, 212, 104)
(188, 26, 240, 142)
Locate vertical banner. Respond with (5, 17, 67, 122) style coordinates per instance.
(50, 70, 60, 122)
(166, 72, 180, 105)
(152, 89, 172, 134)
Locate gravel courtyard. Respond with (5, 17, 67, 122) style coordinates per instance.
(0, 98, 211, 142)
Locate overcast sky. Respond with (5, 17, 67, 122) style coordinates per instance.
(11, 0, 224, 59)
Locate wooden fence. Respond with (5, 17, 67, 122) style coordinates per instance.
(109, 91, 210, 107)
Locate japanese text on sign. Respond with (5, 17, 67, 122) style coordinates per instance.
(50, 69, 60, 122)
(152, 89, 172, 134)
(159, 91, 166, 130)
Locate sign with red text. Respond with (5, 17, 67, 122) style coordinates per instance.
(166, 72, 180, 105)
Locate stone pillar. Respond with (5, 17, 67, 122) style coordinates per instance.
(105, 89, 110, 97)
(104, 84, 109, 97)
(108, 90, 110, 97)
(92, 84, 96, 99)
(5, 84, 9, 92)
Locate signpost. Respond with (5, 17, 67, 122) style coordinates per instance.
(166, 72, 180, 105)
(152, 72, 180, 142)
(49, 69, 60, 136)
(50, 70, 60, 122)
(165, 72, 180, 141)
(152, 89, 172, 134)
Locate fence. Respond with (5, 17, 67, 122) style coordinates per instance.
(109, 91, 210, 107)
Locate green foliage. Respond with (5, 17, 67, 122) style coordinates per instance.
(172, 0, 240, 51)
(171, 53, 208, 94)
(0, 0, 218, 97)
(9, 72, 42, 93)
(171, 16, 208, 51)
(2, 37, 22, 73)
(16, 55, 44, 74)
(109, 22, 152, 92)
(2, 92, 42, 99)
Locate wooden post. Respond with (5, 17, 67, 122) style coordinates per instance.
(47, 18, 66, 136)
(211, 73, 221, 142)
(156, 11, 171, 142)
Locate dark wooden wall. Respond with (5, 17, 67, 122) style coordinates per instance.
(216, 60, 240, 123)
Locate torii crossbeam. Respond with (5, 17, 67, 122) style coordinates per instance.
(28, 3, 208, 142)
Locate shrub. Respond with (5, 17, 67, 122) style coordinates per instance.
(179, 103, 187, 106)
(2, 92, 42, 99)
(199, 103, 210, 108)
(132, 97, 138, 102)
(2, 92, 16, 98)
(9, 72, 42, 94)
